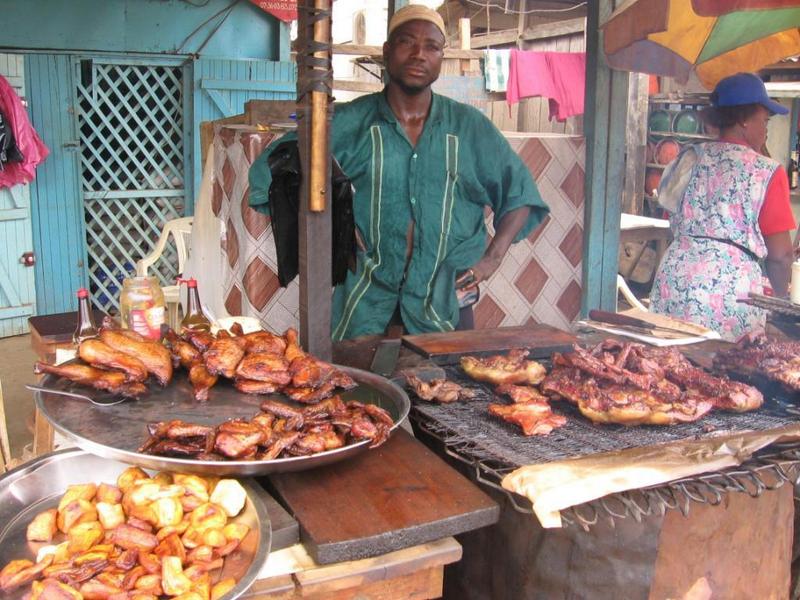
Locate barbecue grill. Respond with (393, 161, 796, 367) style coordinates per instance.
(409, 365, 800, 529)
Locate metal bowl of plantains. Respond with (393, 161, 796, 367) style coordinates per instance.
(0, 448, 271, 600)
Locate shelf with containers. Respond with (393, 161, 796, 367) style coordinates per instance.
(644, 96, 713, 208)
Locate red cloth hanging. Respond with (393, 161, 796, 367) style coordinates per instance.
(0, 75, 48, 189)
(507, 50, 586, 122)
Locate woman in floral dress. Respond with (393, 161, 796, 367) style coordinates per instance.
(650, 73, 795, 341)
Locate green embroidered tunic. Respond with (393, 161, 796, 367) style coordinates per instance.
(249, 91, 548, 339)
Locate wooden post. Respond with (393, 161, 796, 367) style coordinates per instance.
(459, 18, 471, 75)
(622, 73, 650, 215)
(387, 0, 409, 35)
(297, 0, 333, 359)
(581, 0, 630, 315)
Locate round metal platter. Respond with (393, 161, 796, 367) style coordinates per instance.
(0, 448, 271, 600)
(34, 366, 410, 476)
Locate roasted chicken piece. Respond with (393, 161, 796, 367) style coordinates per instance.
(289, 355, 334, 388)
(235, 352, 291, 385)
(495, 383, 549, 404)
(488, 401, 567, 436)
(214, 420, 266, 458)
(183, 329, 216, 353)
(284, 382, 337, 404)
(240, 330, 287, 355)
(234, 378, 281, 395)
(461, 349, 547, 386)
(283, 328, 305, 362)
(189, 362, 218, 402)
(78, 339, 148, 383)
(0, 557, 53, 592)
(164, 329, 202, 368)
(33, 362, 147, 398)
(405, 373, 477, 403)
(99, 329, 172, 386)
(204, 337, 245, 379)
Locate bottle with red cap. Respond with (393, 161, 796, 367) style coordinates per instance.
(72, 288, 99, 345)
(177, 277, 211, 333)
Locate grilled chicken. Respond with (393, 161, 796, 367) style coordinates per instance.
(204, 337, 245, 379)
(241, 331, 287, 355)
(235, 352, 291, 385)
(495, 383, 549, 404)
(33, 362, 147, 398)
(405, 373, 477, 403)
(234, 378, 281, 395)
(78, 338, 148, 383)
(189, 362, 218, 402)
(461, 349, 547, 386)
(99, 329, 172, 386)
(164, 330, 202, 369)
(488, 401, 567, 436)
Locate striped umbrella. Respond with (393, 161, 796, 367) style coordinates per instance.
(603, 0, 800, 88)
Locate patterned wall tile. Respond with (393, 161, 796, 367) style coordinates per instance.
(209, 126, 585, 335)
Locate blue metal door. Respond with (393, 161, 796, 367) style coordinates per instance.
(26, 53, 85, 316)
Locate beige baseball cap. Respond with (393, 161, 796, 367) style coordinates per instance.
(388, 4, 446, 39)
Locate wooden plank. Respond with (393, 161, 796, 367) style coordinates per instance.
(470, 17, 586, 49)
(258, 489, 301, 551)
(649, 484, 792, 599)
(293, 538, 460, 594)
(269, 430, 498, 565)
(332, 43, 483, 60)
(332, 80, 382, 93)
(298, 566, 443, 600)
(401, 323, 577, 364)
(622, 73, 650, 215)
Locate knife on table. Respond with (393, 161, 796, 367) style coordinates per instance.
(369, 338, 402, 377)
(588, 309, 702, 336)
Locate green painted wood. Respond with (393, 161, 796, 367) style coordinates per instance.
(581, 0, 629, 316)
(191, 57, 296, 198)
(0, 0, 280, 61)
(26, 53, 85, 316)
(0, 55, 36, 337)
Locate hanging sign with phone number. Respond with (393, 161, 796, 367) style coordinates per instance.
(248, 0, 297, 23)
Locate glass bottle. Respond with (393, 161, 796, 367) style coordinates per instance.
(120, 276, 165, 340)
(72, 288, 99, 345)
(178, 278, 211, 333)
(789, 150, 799, 190)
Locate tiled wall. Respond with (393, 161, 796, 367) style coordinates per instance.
(475, 135, 585, 330)
(210, 126, 584, 333)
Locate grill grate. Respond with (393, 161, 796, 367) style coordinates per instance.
(412, 366, 800, 469)
(409, 365, 800, 528)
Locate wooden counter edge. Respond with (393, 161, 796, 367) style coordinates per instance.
(242, 537, 462, 598)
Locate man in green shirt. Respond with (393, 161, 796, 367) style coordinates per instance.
(250, 4, 548, 340)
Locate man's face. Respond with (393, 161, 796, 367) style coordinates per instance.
(383, 20, 445, 94)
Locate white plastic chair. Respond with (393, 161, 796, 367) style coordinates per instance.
(135, 217, 194, 327)
(617, 274, 649, 312)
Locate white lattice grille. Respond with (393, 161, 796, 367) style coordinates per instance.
(77, 61, 185, 311)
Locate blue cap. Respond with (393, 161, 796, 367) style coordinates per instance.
(710, 73, 788, 115)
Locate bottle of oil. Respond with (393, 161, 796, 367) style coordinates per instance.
(120, 276, 165, 340)
(72, 288, 99, 345)
(178, 278, 211, 333)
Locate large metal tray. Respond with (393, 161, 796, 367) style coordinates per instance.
(0, 448, 271, 600)
(33, 366, 410, 476)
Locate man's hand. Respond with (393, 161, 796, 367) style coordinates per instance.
(456, 256, 503, 290)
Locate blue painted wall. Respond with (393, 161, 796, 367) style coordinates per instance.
(0, 0, 280, 60)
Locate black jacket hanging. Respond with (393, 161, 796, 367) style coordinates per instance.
(267, 140, 356, 287)
(0, 108, 23, 170)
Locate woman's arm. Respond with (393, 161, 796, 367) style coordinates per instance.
(764, 231, 793, 296)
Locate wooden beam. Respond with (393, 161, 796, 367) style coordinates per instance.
(470, 17, 586, 49)
(581, 0, 629, 315)
(332, 43, 484, 60)
(296, 0, 333, 359)
(622, 73, 649, 215)
(459, 18, 472, 75)
(333, 80, 383, 93)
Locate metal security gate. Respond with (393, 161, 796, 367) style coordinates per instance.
(77, 58, 188, 312)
